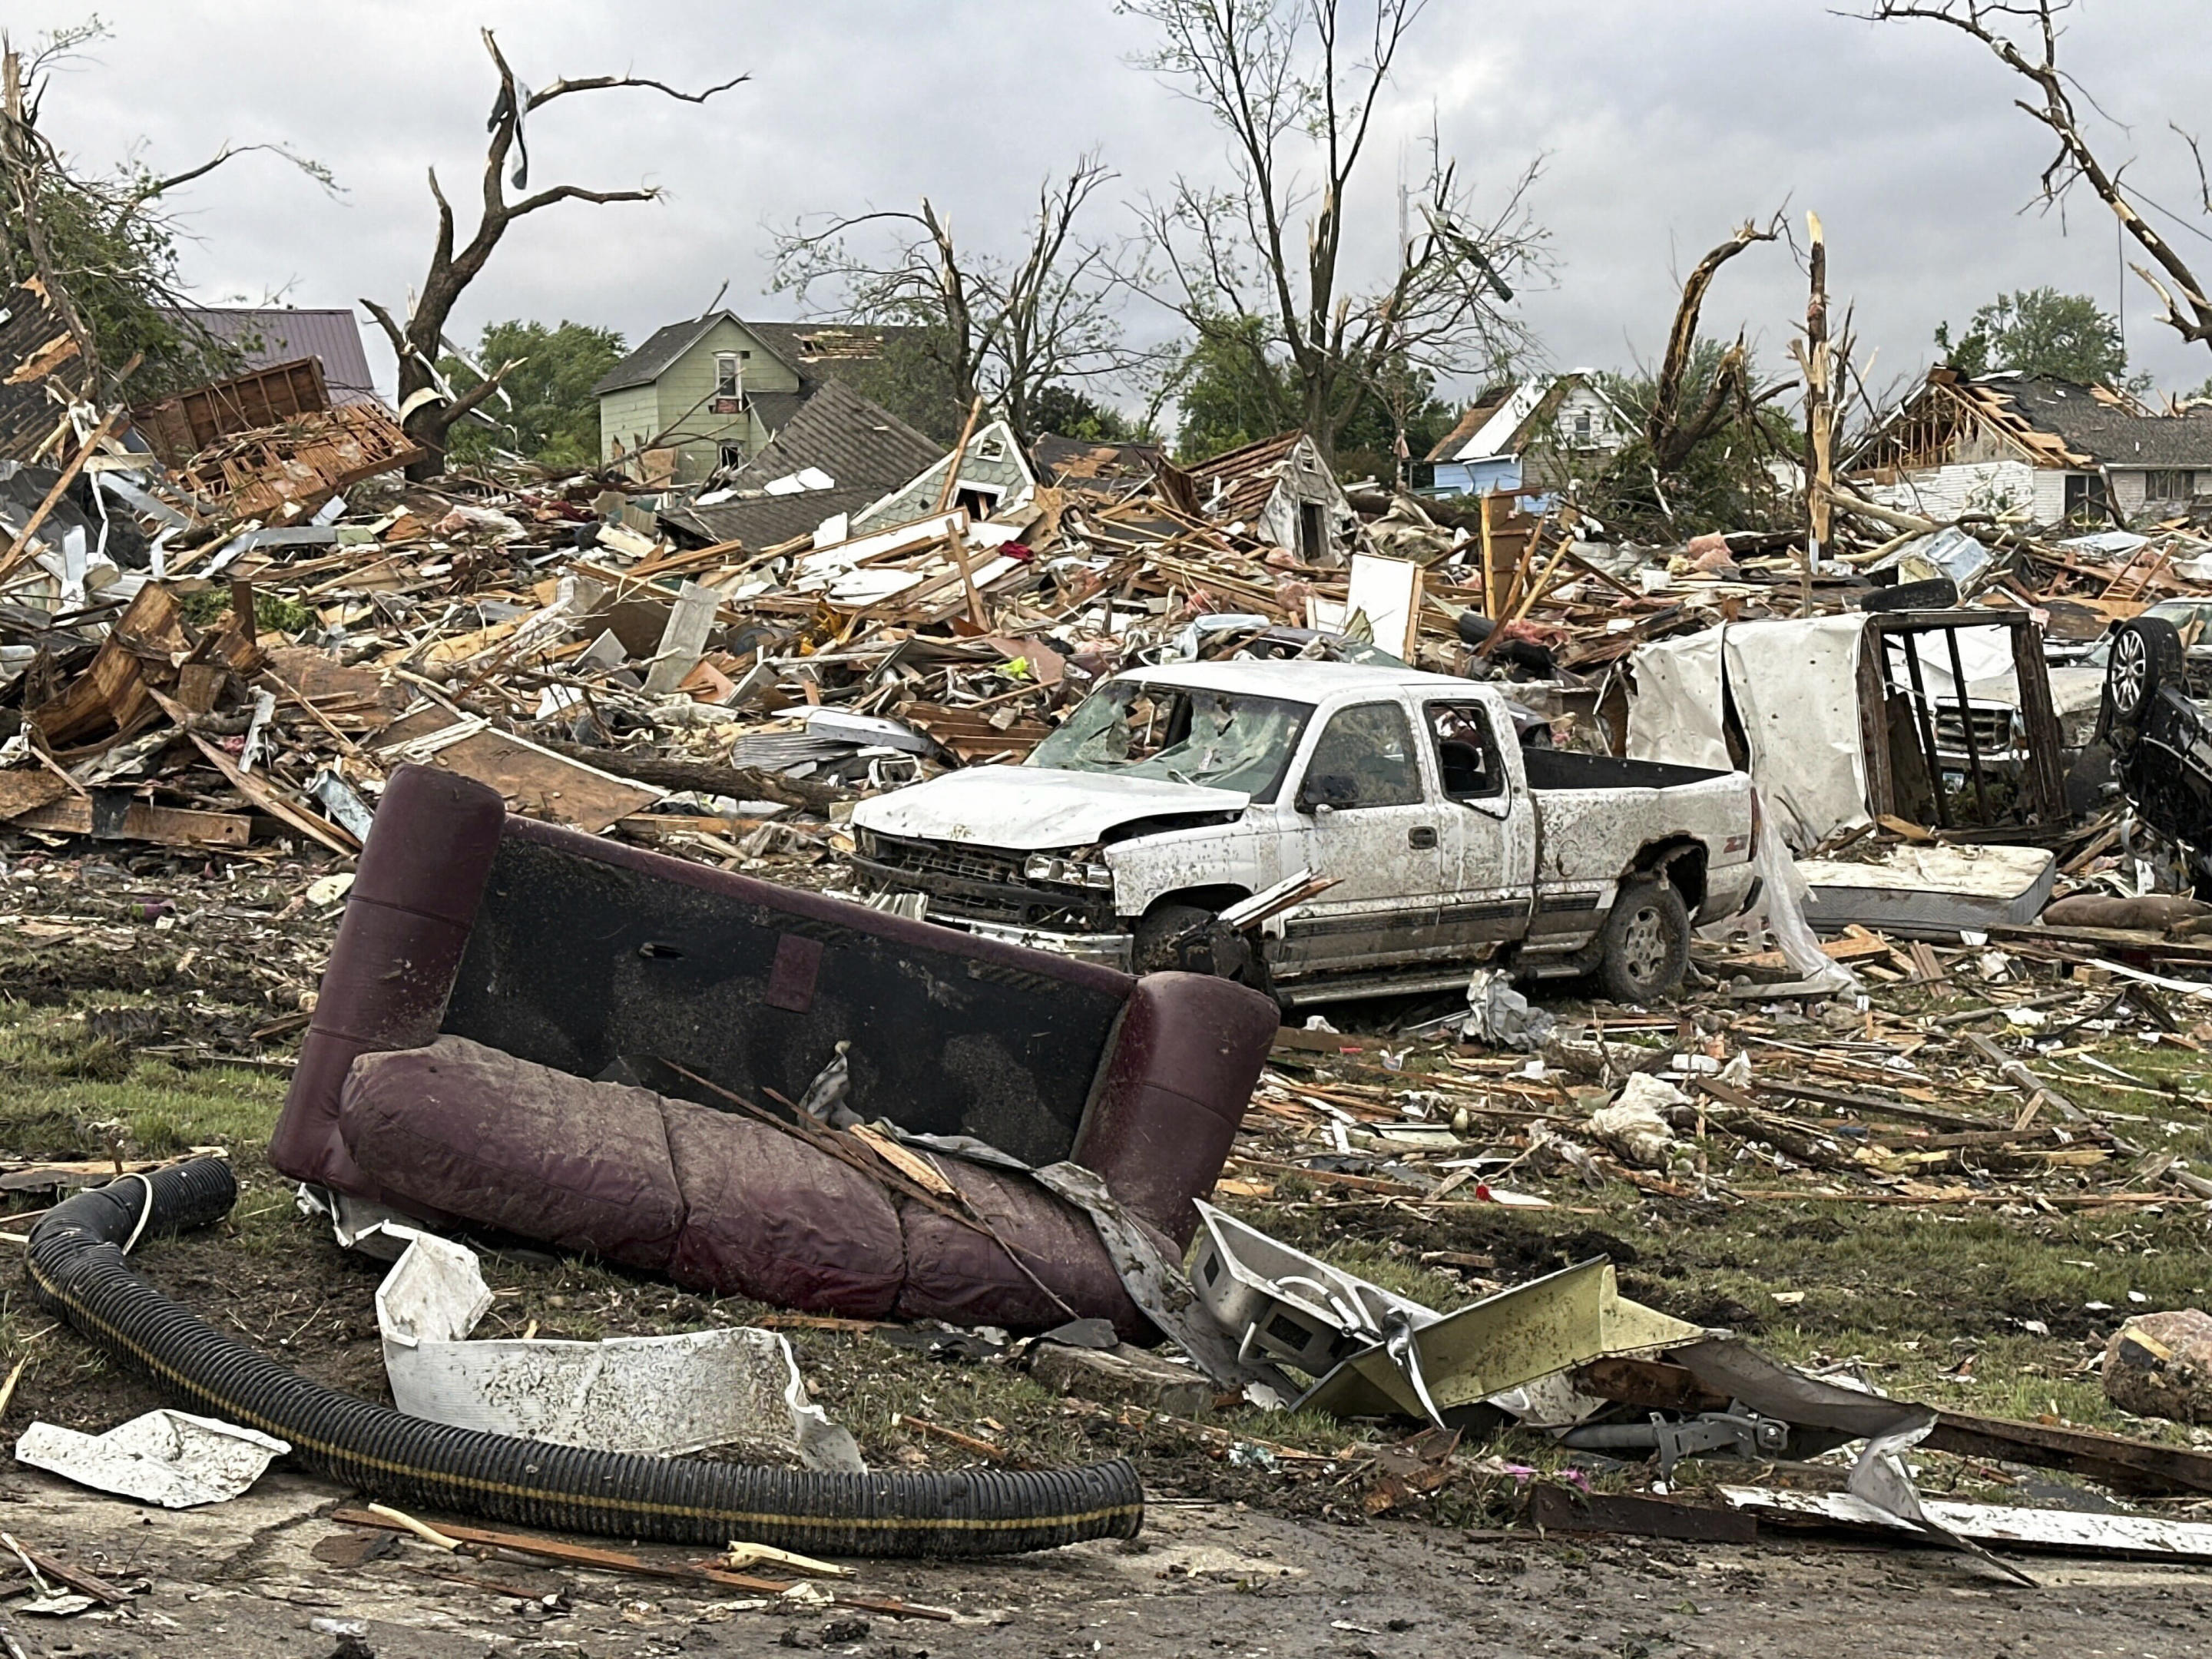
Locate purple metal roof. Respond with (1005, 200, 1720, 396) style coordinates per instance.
(173, 307, 381, 405)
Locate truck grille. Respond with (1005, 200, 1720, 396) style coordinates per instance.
(852, 834, 1114, 930)
(1932, 707, 2016, 754)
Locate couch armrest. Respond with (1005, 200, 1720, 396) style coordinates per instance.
(268, 765, 506, 1197)
(1071, 972, 1278, 1247)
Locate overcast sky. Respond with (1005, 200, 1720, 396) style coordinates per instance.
(24, 0, 2212, 412)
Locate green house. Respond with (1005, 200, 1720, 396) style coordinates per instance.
(591, 313, 908, 485)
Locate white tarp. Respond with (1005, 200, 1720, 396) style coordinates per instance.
(1621, 625, 1728, 773)
(1627, 615, 1870, 852)
(374, 1228, 862, 1469)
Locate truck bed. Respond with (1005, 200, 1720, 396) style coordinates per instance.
(1520, 749, 1730, 791)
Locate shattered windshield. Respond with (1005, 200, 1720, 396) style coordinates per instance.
(1028, 681, 1312, 801)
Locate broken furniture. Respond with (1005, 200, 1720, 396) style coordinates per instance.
(270, 764, 1280, 1326)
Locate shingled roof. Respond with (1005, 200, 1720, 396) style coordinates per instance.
(591, 313, 922, 398)
(725, 379, 939, 495)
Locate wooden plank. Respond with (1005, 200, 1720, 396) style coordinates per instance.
(0, 771, 72, 820)
(10, 796, 250, 849)
(1528, 1485, 1757, 1543)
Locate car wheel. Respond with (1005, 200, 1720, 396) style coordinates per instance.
(1596, 877, 1690, 1005)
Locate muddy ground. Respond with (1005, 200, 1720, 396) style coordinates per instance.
(0, 845, 2207, 1655)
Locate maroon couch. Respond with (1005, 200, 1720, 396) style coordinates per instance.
(270, 766, 1277, 1323)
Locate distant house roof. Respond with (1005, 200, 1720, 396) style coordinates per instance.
(172, 306, 379, 405)
(1849, 369, 2212, 476)
(725, 379, 940, 495)
(1426, 372, 1624, 465)
(590, 311, 919, 398)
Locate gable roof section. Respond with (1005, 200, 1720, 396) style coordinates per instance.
(1426, 373, 1622, 465)
(591, 311, 758, 397)
(172, 306, 379, 404)
(727, 378, 942, 493)
(1187, 430, 1310, 525)
(591, 313, 924, 398)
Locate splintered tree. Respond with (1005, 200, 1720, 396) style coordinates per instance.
(1644, 215, 1783, 474)
(1869, 1, 2212, 359)
(770, 155, 1134, 447)
(363, 31, 743, 478)
(1127, 0, 1544, 462)
(0, 22, 335, 399)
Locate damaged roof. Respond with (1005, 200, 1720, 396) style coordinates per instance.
(591, 313, 920, 398)
(1186, 431, 1310, 525)
(171, 307, 379, 406)
(1986, 374, 2212, 469)
(725, 379, 939, 495)
(660, 380, 944, 548)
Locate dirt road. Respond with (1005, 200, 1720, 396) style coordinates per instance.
(2, 1465, 2207, 1658)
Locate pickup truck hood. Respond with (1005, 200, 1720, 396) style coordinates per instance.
(852, 766, 1249, 852)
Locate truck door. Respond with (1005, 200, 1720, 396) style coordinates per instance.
(1422, 699, 1535, 956)
(1278, 698, 1449, 971)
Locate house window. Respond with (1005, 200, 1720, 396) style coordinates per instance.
(1572, 409, 1593, 443)
(712, 352, 743, 416)
(719, 443, 747, 470)
(2065, 472, 2109, 518)
(976, 434, 1006, 462)
(2145, 469, 2194, 499)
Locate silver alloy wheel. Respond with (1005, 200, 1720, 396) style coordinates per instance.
(2111, 628, 2148, 718)
(1621, 903, 1668, 985)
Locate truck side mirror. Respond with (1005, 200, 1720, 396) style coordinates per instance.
(1298, 773, 1358, 815)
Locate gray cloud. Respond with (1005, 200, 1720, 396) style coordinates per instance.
(22, 0, 2212, 408)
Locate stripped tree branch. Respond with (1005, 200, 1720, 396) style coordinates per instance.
(368, 29, 744, 478)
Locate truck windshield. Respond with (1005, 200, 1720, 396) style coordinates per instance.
(1028, 682, 1313, 800)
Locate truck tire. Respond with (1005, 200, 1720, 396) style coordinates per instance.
(2104, 618, 2184, 749)
(1133, 902, 1273, 998)
(1595, 877, 1690, 1005)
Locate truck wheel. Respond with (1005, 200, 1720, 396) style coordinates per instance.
(2105, 618, 2184, 740)
(1596, 877, 1690, 1005)
(1134, 902, 1274, 997)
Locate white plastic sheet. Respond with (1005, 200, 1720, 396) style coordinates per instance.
(16, 1410, 289, 1508)
(375, 1229, 861, 1468)
(1628, 617, 1872, 853)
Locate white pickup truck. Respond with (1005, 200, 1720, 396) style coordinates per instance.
(848, 661, 1762, 1005)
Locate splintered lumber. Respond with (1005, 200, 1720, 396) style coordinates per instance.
(8, 796, 250, 849)
(327, 1507, 952, 1620)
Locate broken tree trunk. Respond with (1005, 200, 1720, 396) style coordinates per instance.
(527, 736, 850, 814)
(1801, 210, 1831, 618)
(1645, 217, 1779, 472)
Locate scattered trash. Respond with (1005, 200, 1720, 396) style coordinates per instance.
(15, 1409, 289, 1508)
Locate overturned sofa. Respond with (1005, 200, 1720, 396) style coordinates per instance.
(270, 765, 1280, 1332)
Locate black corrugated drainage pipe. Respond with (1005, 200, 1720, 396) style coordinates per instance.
(28, 1159, 1143, 1558)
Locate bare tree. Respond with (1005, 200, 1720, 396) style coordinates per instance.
(362, 31, 744, 478)
(1126, 0, 1544, 459)
(771, 154, 1135, 446)
(1868, 1, 2212, 352)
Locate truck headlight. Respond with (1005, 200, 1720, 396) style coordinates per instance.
(1024, 853, 1114, 889)
(853, 828, 877, 858)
